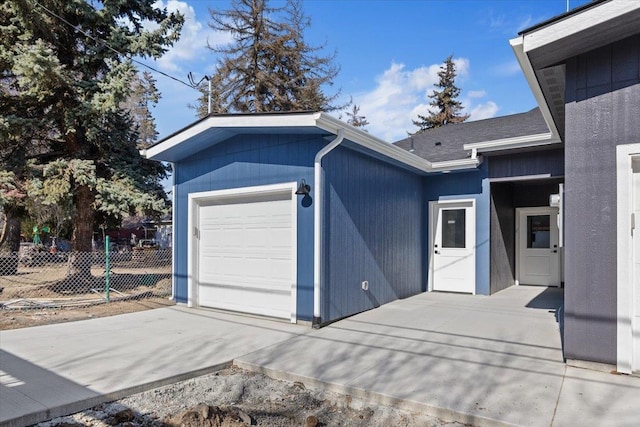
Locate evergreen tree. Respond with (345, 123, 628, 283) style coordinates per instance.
(412, 55, 469, 133)
(121, 71, 161, 149)
(199, 0, 341, 116)
(345, 104, 369, 130)
(0, 1, 183, 270)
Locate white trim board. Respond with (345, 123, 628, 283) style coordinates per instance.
(616, 143, 640, 374)
(187, 182, 298, 323)
(428, 198, 476, 294)
(144, 112, 482, 172)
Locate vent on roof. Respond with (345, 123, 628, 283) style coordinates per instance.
(434, 141, 442, 147)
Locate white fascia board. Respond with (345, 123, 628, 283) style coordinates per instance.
(315, 113, 431, 172)
(145, 112, 321, 160)
(146, 110, 483, 173)
(463, 131, 561, 153)
(430, 156, 483, 172)
(508, 36, 561, 144)
(522, 1, 640, 53)
(315, 113, 481, 173)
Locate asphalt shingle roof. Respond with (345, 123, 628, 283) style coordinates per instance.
(393, 108, 548, 162)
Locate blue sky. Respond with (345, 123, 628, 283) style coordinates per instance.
(145, 0, 590, 142)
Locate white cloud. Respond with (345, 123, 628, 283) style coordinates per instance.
(467, 90, 486, 98)
(468, 101, 499, 121)
(151, 1, 231, 73)
(346, 57, 495, 141)
(452, 57, 469, 79)
(346, 62, 440, 141)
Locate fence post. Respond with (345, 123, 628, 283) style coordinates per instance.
(105, 236, 110, 303)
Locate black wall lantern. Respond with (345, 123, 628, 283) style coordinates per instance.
(295, 179, 311, 196)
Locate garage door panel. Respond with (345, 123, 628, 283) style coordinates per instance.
(199, 282, 290, 319)
(197, 192, 294, 320)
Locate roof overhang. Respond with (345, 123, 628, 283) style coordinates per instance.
(509, 0, 640, 146)
(143, 112, 482, 174)
(463, 132, 561, 154)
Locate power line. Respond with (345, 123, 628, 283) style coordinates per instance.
(32, 0, 196, 90)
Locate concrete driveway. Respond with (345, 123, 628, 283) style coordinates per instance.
(0, 306, 307, 426)
(3, 286, 639, 427)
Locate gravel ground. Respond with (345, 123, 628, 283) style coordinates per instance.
(35, 366, 469, 427)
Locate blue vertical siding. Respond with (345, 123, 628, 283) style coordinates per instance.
(321, 146, 425, 323)
(173, 134, 325, 321)
(423, 163, 490, 295)
(488, 148, 564, 179)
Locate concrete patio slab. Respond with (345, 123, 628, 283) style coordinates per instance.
(0, 306, 307, 427)
(236, 286, 640, 427)
(3, 286, 639, 427)
(552, 366, 640, 427)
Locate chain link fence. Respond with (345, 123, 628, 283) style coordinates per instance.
(0, 245, 172, 310)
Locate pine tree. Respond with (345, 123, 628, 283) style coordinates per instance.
(0, 1, 183, 273)
(412, 55, 470, 133)
(199, 0, 341, 116)
(345, 104, 369, 130)
(121, 71, 161, 150)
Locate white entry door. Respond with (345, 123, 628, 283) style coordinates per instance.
(430, 200, 475, 293)
(516, 207, 561, 286)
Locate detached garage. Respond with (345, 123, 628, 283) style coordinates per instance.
(144, 112, 481, 326)
(190, 184, 297, 321)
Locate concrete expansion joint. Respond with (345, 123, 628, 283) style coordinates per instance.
(233, 360, 516, 427)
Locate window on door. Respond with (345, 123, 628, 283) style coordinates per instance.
(442, 209, 466, 248)
(527, 215, 550, 248)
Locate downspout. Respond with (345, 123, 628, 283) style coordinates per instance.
(313, 129, 345, 327)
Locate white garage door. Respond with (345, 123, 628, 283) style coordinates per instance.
(197, 190, 295, 320)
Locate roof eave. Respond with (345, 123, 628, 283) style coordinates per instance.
(144, 112, 323, 162)
(463, 131, 561, 153)
(508, 36, 561, 145)
(144, 111, 483, 174)
(430, 156, 484, 172)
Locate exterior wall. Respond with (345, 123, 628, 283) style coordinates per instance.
(488, 148, 564, 179)
(321, 146, 425, 323)
(489, 179, 563, 294)
(424, 163, 490, 295)
(489, 149, 565, 294)
(490, 182, 515, 294)
(564, 34, 640, 364)
(173, 134, 325, 321)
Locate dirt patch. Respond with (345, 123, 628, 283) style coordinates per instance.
(35, 367, 468, 427)
(0, 297, 175, 330)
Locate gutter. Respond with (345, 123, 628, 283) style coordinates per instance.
(315, 113, 482, 173)
(508, 36, 562, 145)
(313, 129, 345, 327)
(463, 132, 560, 153)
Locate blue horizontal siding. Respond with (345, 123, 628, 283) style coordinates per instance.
(173, 134, 325, 321)
(321, 146, 425, 323)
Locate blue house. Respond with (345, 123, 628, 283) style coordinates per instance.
(145, 0, 640, 374)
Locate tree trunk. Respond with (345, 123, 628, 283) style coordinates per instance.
(68, 184, 95, 279)
(0, 205, 23, 275)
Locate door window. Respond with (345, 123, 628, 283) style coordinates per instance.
(527, 215, 550, 248)
(442, 209, 466, 248)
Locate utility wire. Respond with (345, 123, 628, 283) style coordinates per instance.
(32, 0, 196, 90)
